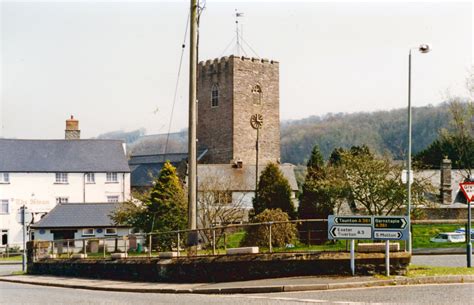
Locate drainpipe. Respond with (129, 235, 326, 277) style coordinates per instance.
(122, 173, 126, 201)
(83, 173, 86, 203)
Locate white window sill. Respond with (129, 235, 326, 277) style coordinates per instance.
(54, 182, 69, 185)
(105, 181, 119, 184)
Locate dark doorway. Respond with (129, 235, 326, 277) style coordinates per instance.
(1, 230, 8, 245)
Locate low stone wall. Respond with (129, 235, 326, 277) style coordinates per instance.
(28, 252, 410, 283)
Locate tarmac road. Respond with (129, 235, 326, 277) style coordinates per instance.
(1, 281, 473, 305)
(411, 254, 468, 267)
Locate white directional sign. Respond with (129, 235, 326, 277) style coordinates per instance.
(374, 231, 403, 240)
(328, 215, 409, 241)
(329, 226, 372, 239)
(328, 216, 373, 240)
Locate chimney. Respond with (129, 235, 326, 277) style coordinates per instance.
(65, 115, 80, 140)
(440, 157, 452, 204)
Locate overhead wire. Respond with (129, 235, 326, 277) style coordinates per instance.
(163, 11, 190, 159)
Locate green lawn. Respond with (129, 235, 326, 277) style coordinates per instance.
(412, 224, 466, 249)
(0, 255, 22, 261)
(408, 265, 474, 276)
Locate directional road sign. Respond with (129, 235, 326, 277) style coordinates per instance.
(328, 215, 409, 240)
(328, 215, 372, 240)
(329, 225, 372, 239)
(374, 231, 403, 240)
(373, 216, 409, 241)
(332, 216, 372, 225)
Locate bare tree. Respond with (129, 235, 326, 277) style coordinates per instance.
(197, 176, 246, 247)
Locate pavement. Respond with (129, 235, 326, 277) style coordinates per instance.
(0, 273, 473, 294)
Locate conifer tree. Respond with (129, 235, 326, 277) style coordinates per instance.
(253, 163, 296, 219)
(112, 161, 187, 250)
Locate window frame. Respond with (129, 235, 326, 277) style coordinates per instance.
(82, 228, 95, 236)
(55, 173, 68, 184)
(106, 172, 118, 183)
(0, 200, 9, 214)
(0, 173, 10, 184)
(107, 196, 119, 203)
(55, 197, 69, 204)
(105, 228, 118, 236)
(211, 83, 219, 108)
(252, 84, 263, 105)
(85, 173, 95, 184)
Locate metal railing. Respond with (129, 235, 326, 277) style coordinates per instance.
(29, 218, 473, 260)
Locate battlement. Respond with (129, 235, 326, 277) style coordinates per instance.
(198, 55, 279, 69)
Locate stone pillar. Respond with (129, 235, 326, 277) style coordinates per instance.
(65, 115, 80, 140)
(440, 157, 452, 204)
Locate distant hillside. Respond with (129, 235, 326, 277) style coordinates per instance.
(280, 103, 451, 165)
(96, 103, 452, 164)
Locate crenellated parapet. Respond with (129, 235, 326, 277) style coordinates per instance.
(198, 55, 279, 69)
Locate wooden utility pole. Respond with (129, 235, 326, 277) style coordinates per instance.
(187, 0, 198, 249)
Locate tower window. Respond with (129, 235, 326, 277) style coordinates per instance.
(211, 84, 219, 107)
(252, 85, 262, 105)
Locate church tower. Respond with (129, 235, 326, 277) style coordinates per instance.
(197, 55, 280, 165)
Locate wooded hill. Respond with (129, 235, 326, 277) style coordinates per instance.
(281, 103, 451, 165)
(97, 103, 452, 165)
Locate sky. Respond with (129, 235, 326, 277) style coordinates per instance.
(0, 0, 472, 139)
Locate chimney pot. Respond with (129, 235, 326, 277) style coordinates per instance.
(65, 115, 80, 140)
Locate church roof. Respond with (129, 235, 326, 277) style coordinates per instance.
(197, 163, 298, 192)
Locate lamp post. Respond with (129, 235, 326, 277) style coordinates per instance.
(407, 44, 431, 254)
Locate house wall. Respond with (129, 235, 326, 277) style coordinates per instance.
(32, 228, 136, 253)
(0, 172, 131, 249)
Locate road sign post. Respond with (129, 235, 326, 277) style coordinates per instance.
(350, 239, 355, 276)
(459, 182, 474, 268)
(329, 215, 409, 276)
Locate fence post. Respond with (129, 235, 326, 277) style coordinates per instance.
(125, 238, 128, 255)
(67, 240, 70, 258)
(177, 232, 180, 257)
(268, 222, 273, 253)
(148, 234, 152, 257)
(212, 229, 216, 255)
(6, 244, 9, 258)
(307, 222, 311, 246)
(223, 233, 227, 251)
(50, 241, 54, 256)
(83, 240, 86, 255)
(103, 238, 106, 258)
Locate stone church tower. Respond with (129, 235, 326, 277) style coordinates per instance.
(197, 55, 280, 165)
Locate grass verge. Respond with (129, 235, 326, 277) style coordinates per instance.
(408, 264, 474, 277)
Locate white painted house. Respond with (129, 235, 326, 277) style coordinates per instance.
(0, 119, 131, 249)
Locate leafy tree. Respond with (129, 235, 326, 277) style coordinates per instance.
(338, 149, 433, 216)
(112, 161, 187, 250)
(414, 100, 474, 175)
(253, 163, 296, 219)
(240, 209, 297, 248)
